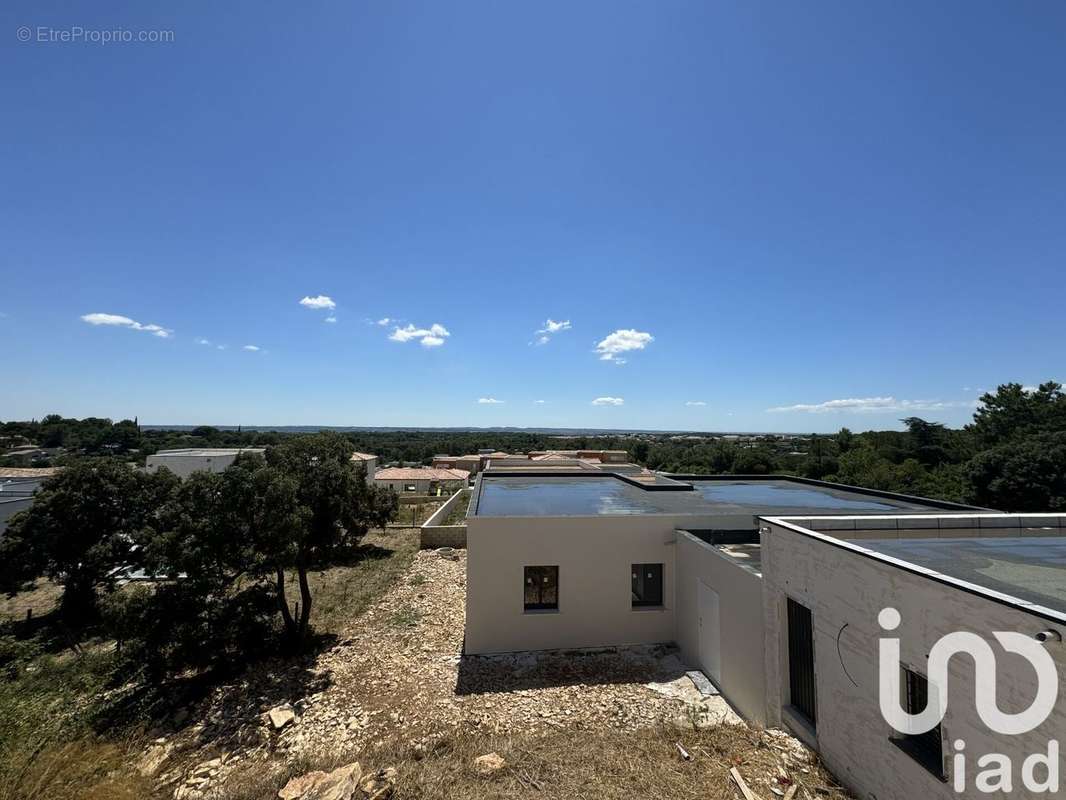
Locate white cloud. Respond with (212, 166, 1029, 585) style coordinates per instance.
(534, 399, 546, 404)
(325, 316, 337, 324)
(376, 317, 391, 326)
(242, 344, 261, 352)
(81, 312, 172, 339)
(217, 344, 227, 350)
(389, 322, 450, 347)
(299, 295, 336, 310)
(594, 329, 653, 362)
(767, 396, 974, 414)
(591, 396, 624, 406)
(533, 318, 572, 345)
(685, 400, 707, 407)
(477, 397, 504, 404)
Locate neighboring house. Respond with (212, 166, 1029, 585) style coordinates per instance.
(145, 448, 266, 479)
(350, 451, 378, 481)
(0, 467, 61, 537)
(373, 467, 470, 495)
(431, 451, 511, 475)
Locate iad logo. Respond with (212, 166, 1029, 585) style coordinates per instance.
(877, 607, 1061, 794)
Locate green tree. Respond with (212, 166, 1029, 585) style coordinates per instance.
(966, 432, 1066, 511)
(0, 461, 178, 625)
(263, 433, 397, 642)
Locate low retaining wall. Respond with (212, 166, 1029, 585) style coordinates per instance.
(420, 489, 469, 549)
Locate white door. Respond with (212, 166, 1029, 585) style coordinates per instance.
(697, 580, 722, 685)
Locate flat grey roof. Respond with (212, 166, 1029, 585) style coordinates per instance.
(473, 474, 956, 518)
(860, 536, 1066, 617)
(152, 448, 266, 457)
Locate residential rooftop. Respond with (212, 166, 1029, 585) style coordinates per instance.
(472, 473, 970, 518)
(770, 514, 1066, 622)
(152, 448, 266, 457)
(374, 467, 470, 481)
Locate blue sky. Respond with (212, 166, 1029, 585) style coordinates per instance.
(2, 2, 1064, 432)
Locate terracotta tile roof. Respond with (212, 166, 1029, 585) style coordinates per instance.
(373, 467, 470, 481)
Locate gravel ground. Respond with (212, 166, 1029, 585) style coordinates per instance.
(150, 548, 778, 796)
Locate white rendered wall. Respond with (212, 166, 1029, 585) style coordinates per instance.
(761, 520, 1066, 800)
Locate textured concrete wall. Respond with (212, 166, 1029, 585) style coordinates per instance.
(421, 526, 468, 549)
(465, 514, 692, 654)
(676, 532, 766, 724)
(762, 520, 1066, 800)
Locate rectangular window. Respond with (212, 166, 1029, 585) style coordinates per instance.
(404, 484, 417, 492)
(631, 563, 664, 607)
(787, 597, 817, 727)
(524, 566, 558, 611)
(896, 667, 945, 778)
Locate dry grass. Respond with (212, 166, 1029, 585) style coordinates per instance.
(0, 738, 153, 800)
(300, 527, 421, 636)
(214, 724, 850, 800)
(0, 579, 62, 624)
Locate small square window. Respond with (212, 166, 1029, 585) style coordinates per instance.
(524, 565, 558, 611)
(632, 563, 663, 607)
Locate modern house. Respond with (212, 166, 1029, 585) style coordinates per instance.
(462, 467, 1066, 799)
(145, 447, 266, 479)
(373, 466, 470, 495)
(0, 467, 60, 536)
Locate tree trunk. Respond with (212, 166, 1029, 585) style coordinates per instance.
(276, 567, 297, 639)
(297, 564, 313, 641)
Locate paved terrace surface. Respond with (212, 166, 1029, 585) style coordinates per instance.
(474, 475, 944, 517)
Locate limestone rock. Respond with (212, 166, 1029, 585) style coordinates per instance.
(269, 706, 296, 730)
(472, 752, 506, 775)
(359, 766, 397, 799)
(278, 762, 361, 800)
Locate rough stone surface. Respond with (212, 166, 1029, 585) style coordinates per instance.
(278, 762, 361, 800)
(472, 752, 506, 775)
(269, 706, 296, 730)
(147, 545, 801, 798)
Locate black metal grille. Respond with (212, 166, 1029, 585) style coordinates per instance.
(900, 668, 944, 777)
(787, 598, 817, 726)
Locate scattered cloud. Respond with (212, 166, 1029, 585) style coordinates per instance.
(477, 397, 504, 404)
(376, 317, 391, 326)
(389, 322, 450, 347)
(594, 329, 653, 363)
(685, 400, 707, 407)
(242, 345, 261, 352)
(81, 312, 172, 339)
(325, 316, 337, 324)
(767, 396, 974, 414)
(533, 318, 572, 345)
(216, 344, 227, 350)
(299, 295, 336, 310)
(534, 400, 546, 404)
(196, 338, 212, 346)
(591, 396, 624, 406)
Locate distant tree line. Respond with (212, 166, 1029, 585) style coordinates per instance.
(3, 381, 1063, 513)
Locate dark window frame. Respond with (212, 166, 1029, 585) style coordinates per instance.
(786, 597, 817, 728)
(892, 666, 946, 780)
(631, 563, 664, 607)
(524, 565, 559, 611)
